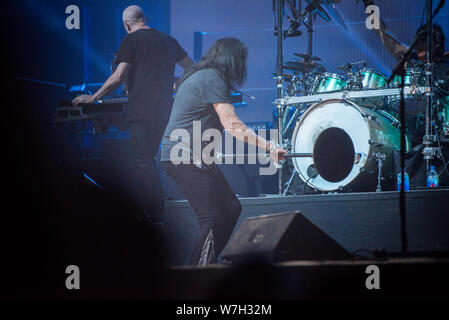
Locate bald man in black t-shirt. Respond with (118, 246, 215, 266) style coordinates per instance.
(73, 5, 194, 223)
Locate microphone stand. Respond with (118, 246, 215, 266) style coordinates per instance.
(386, 0, 437, 254)
(275, 0, 285, 195)
(388, 34, 423, 254)
(387, 42, 418, 255)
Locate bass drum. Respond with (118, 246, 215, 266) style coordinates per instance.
(291, 99, 411, 192)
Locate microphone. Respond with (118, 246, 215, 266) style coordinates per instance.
(283, 15, 303, 39)
(283, 1, 319, 39)
(233, 89, 256, 100)
(283, 28, 303, 39)
(241, 92, 256, 100)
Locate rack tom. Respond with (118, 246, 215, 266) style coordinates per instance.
(311, 73, 347, 93)
(360, 68, 387, 89)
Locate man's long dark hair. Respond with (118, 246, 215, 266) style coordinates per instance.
(179, 37, 248, 89)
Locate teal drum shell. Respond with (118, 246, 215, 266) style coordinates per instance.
(375, 109, 412, 153)
(361, 69, 387, 89)
(438, 96, 449, 130)
(311, 73, 347, 93)
(391, 69, 426, 87)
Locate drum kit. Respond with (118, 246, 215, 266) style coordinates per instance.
(266, 0, 449, 195)
(277, 54, 449, 194)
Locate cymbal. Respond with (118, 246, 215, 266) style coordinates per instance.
(294, 53, 322, 61)
(285, 60, 322, 68)
(284, 61, 325, 73)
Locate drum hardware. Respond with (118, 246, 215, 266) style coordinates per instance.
(424, 146, 442, 160)
(284, 86, 427, 106)
(293, 88, 310, 94)
(391, 121, 401, 128)
(283, 168, 298, 196)
(375, 152, 386, 192)
(214, 153, 313, 162)
(283, 153, 314, 158)
(272, 73, 292, 81)
(338, 60, 367, 72)
(285, 52, 326, 96)
(368, 140, 384, 147)
(274, 98, 287, 106)
(422, 134, 438, 159)
(285, 74, 303, 96)
(345, 73, 363, 91)
(342, 92, 350, 101)
(283, 108, 300, 136)
(422, 145, 439, 160)
(423, 134, 438, 142)
(363, 114, 376, 121)
(338, 61, 366, 90)
(283, 162, 320, 196)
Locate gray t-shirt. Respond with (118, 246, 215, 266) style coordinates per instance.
(160, 69, 232, 162)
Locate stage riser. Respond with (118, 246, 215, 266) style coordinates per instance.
(163, 190, 449, 265)
(164, 260, 449, 300)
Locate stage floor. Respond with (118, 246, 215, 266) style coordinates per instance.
(164, 189, 449, 266)
(163, 257, 449, 299)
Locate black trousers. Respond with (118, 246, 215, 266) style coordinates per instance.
(128, 119, 165, 222)
(162, 162, 242, 265)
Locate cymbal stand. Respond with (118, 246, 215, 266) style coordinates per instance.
(375, 152, 386, 192)
(283, 168, 298, 196)
(422, 0, 438, 174)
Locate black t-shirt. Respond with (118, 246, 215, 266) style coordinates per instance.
(160, 69, 232, 162)
(115, 28, 187, 122)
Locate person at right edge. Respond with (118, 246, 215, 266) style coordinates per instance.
(362, 0, 448, 113)
(160, 38, 287, 265)
(362, 0, 449, 188)
(362, 0, 448, 63)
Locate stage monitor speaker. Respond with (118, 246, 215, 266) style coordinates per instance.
(221, 211, 352, 263)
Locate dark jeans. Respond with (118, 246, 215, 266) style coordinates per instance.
(162, 162, 242, 265)
(128, 120, 165, 222)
